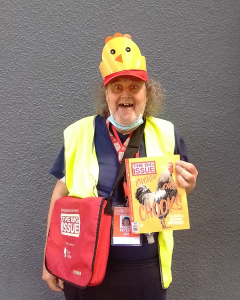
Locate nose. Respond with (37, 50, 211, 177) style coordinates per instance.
(120, 89, 131, 99)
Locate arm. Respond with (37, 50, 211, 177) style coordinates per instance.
(173, 128, 198, 194)
(42, 180, 68, 292)
(176, 160, 198, 195)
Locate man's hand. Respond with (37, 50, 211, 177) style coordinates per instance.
(42, 264, 64, 292)
(176, 160, 198, 194)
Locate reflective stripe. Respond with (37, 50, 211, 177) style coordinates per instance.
(64, 115, 175, 288)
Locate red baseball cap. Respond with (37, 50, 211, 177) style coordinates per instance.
(103, 69, 148, 86)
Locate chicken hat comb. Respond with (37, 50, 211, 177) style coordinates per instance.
(99, 33, 148, 85)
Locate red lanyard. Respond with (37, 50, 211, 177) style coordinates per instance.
(106, 120, 139, 198)
(106, 120, 139, 163)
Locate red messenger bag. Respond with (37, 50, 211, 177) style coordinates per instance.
(45, 196, 112, 287)
(45, 122, 145, 288)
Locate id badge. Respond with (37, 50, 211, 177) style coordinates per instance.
(111, 206, 141, 246)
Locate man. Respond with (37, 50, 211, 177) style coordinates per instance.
(43, 33, 198, 300)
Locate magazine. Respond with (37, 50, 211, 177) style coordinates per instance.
(125, 155, 190, 234)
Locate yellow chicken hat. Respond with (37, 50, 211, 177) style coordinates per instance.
(99, 33, 148, 85)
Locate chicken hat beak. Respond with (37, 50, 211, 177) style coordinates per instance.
(115, 54, 123, 63)
(99, 33, 148, 86)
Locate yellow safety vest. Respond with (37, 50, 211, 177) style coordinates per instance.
(64, 115, 175, 289)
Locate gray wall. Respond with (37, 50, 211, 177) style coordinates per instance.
(1, 1, 239, 299)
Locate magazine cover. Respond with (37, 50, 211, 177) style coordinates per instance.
(125, 155, 190, 234)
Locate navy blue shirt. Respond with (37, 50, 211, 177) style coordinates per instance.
(50, 115, 188, 262)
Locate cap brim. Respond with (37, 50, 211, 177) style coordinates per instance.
(104, 70, 148, 86)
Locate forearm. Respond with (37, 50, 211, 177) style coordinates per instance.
(42, 180, 68, 291)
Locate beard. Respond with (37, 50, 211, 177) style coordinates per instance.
(110, 104, 146, 126)
(113, 113, 139, 125)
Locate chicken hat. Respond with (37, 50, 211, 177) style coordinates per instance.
(99, 33, 148, 85)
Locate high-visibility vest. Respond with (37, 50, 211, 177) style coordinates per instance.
(64, 115, 175, 289)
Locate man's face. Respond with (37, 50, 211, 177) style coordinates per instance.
(105, 76, 147, 126)
(168, 163, 173, 174)
(123, 218, 130, 226)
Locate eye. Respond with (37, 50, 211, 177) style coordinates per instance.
(131, 85, 138, 90)
(125, 47, 131, 52)
(110, 49, 116, 54)
(112, 85, 122, 92)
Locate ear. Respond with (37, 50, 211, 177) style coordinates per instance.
(105, 88, 109, 103)
(145, 84, 149, 102)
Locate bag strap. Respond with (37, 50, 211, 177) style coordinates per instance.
(104, 122, 145, 215)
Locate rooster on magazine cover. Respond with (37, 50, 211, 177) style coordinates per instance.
(135, 162, 178, 229)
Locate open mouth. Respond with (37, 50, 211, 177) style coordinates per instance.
(118, 103, 133, 108)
